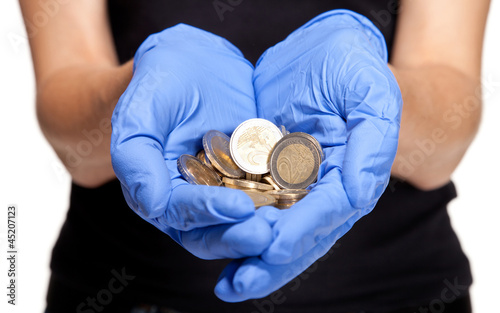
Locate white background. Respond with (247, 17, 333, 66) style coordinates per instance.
(0, 1, 499, 312)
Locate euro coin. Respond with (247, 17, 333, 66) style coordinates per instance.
(289, 132, 324, 160)
(222, 177, 273, 191)
(270, 133, 322, 189)
(265, 189, 309, 209)
(274, 203, 294, 210)
(196, 150, 204, 160)
(265, 189, 309, 201)
(230, 118, 283, 175)
(196, 150, 212, 168)
(203, 130, 245, 178)
(243, 190, 276, 208)
(177, 154, 222, 186)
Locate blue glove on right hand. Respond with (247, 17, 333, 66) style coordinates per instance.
(111, 25, 272, 260)
(216, 10, 402, 301)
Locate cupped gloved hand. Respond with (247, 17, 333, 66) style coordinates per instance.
(111, 24, 272, 260)
(215, 10, 402, 301)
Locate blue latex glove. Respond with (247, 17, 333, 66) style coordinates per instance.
(215, 10, 402, 301)
(111, 24, 272, 260)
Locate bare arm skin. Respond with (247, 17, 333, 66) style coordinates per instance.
(389, 0, 490, 190)
(19, 0, 133, 188)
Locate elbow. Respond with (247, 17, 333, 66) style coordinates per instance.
(70, 164, 117, 188)
(405, 175, 452, 191)
(390, 143, 469, 192)
(55, 145, 116, 188)
(34, 68, 84, 142)
(390, 140, 468, 192)
(35, 86, 49, 135)
(36, 84, 116, 189)
(390, 164, 455, 191)
(391, 157, 454, 190)
(35, 79, 62, 141)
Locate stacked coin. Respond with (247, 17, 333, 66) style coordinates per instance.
(222, 177, 274, 192)
(242, 190, 276, 209)
(265, 189, 310, 210)
(177, 118, 323, 209)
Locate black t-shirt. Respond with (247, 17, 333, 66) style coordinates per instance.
(107, 0, 398, 65)
(46, 1, 472, 313)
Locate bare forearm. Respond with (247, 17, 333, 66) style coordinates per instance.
(37, 61, 133, 187)
(389, 64, 481, 190)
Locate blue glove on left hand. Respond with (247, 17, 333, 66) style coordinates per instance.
(216, 10, 402, 301)
(111, 25, 272, 261)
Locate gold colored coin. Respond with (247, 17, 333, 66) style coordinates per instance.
(222, 177, 273, 191)
(196, 150, 213, 169)
(203, 130, 245, 179)
(243, 190, 276, 208)
(177, 154, 222, 186)
(196, 150, 204, 160)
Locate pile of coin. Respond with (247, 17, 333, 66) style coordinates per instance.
(177, 118, 323, 209)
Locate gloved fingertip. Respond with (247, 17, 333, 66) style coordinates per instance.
(214, 259, 245, 302)
(214, 281, 234, 302)
(240, 217, 273, 255)
(255, 206, 284, 226)
(221, 216, 272, 257)
(232, 260, 272, 298)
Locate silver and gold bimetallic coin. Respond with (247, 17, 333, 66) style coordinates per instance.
(222, 177, 273, 191)
(229, 118, 283, 175)
(203, 130, 245, 179)
(242, 190, 276, 208)
(178, 121, 323, 210)
(177, 154, 222, 186)
(292, 132, 324, 160)
(197, 149, 225, 177)
(270, 132, 323, 190)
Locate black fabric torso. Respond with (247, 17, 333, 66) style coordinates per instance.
(46, 1, 472, 313)
(107, 0, 398, 65)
